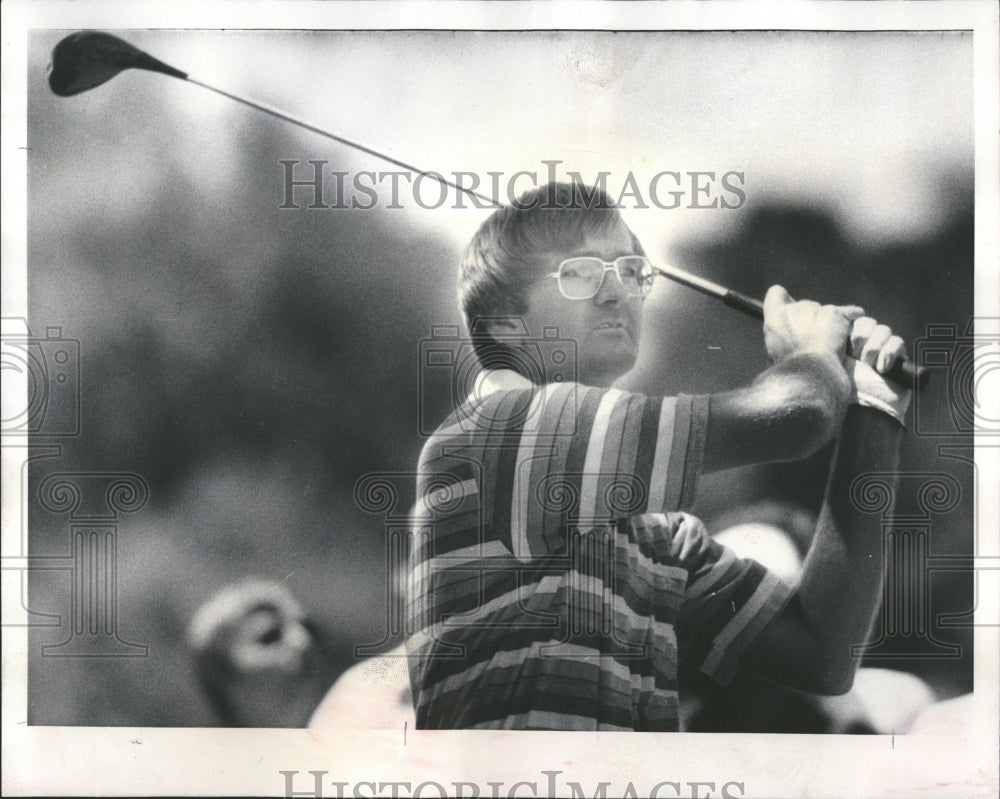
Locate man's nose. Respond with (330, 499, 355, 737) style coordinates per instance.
(594, 267, 627, 304)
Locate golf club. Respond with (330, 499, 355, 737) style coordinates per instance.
(48, 31, 502, 209)
(48, 30, 927, 388)
(652, 265, 926, 387)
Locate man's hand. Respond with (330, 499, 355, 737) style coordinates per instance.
(846, 316, 912, 426)
(763, 285, 865, 364)
(703, 285, 865, 473)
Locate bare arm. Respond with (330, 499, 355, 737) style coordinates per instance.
(675, 285, 909, 693)
(741, 404, 901, 693)
(703, 351, 850, 473)
(736, 313, 911, 693)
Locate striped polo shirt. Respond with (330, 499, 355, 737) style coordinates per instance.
(405, 370, 792, 731)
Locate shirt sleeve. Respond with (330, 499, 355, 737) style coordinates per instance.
(564, 386, 708, 519)
(669, 514, 795, 685)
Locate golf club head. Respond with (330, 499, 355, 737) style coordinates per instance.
(48, 31, 187, 97)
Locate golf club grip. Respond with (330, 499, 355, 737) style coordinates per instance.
(722, 289, 766, 320)
(721, 289, 929, 389)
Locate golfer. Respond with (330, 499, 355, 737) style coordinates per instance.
(405, 182, 910, 731)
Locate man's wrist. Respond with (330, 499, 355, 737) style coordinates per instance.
(767, 351, 851, 403)
(846, 357, 911, 427)
(853, 392, 909, 427)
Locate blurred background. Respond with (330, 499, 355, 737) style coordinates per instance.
(23, 30, 974, 725)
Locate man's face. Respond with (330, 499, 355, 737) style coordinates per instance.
(519, 220, 644, 388)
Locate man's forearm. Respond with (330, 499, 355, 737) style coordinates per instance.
(795, 404, 902, 693)
(703, 350, 851, 473)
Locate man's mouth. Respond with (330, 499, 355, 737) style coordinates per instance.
(593, 320, 626, 331)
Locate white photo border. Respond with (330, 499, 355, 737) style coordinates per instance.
(3, 1, 998, 797)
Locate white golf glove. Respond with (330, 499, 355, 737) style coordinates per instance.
(845, 316, 911, 426)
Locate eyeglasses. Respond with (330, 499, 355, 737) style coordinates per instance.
(545, 255, 656, 300)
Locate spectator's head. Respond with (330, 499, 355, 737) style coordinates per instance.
(714, 521, 804, 584)
(710, 500, 819, 565)
(818, 667, 936, 734)
(188, 579, 328, 726)
(459, 181, 649, 387)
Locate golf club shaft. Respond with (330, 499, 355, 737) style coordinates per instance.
(653, 267, 928, 388)
(186, 77, 502, 209)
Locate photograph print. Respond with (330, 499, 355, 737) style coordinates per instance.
(4, 3, 998, 797)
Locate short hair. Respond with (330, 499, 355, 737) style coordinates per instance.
(458, 181, 645, 364)
(188, 579, 313, 725)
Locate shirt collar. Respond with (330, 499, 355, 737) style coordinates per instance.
(472, 368, 534, 399)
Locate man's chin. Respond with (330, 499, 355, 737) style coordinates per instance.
(578, 350, 637, 388)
